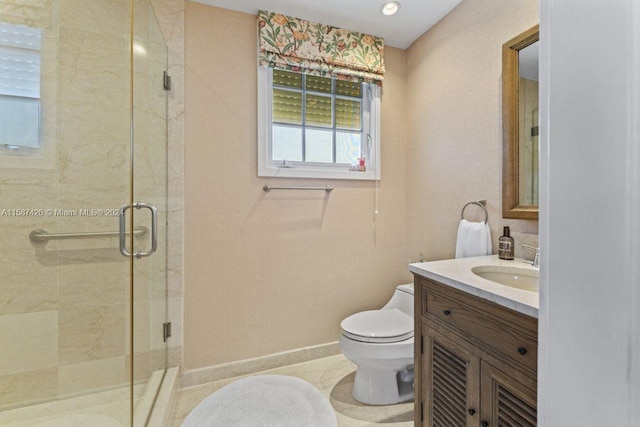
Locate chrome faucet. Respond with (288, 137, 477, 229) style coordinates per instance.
(522, 244, 540, 268)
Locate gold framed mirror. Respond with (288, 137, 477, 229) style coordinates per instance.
(502, 25, 539, 220)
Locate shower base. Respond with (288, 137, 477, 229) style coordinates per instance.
(0, 369, 176, 427)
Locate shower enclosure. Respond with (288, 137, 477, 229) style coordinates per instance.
(0, 0, 170, 425)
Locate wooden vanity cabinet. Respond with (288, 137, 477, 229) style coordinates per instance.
(414, 275, 538, 427)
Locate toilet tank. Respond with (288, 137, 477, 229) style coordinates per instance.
(381, 283, 414, 318)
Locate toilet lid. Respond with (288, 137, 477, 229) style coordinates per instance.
(341, 309, 413, 343)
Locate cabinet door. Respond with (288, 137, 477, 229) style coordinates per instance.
(480, 361, 537, 427)
(423, 327, 481, 427)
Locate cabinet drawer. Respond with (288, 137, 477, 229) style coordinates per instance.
(424, 288, 537, 372)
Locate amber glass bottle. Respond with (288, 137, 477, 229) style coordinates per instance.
(498, 226, 515, 260)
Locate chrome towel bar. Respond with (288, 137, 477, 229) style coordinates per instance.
(263, 185, 334, 192)
(460, 200, 488, 224)
(30, 226, 146, 243)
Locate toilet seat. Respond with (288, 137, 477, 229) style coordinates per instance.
(341, 309, 413, 343)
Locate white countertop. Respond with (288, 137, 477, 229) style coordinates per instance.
(409, 255, 539, 318)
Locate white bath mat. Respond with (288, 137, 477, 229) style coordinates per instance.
(181, 375, 337, 427)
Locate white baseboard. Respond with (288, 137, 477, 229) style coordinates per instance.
(180, 341, 340, 389)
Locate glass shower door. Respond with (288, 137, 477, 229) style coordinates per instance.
(0, 0, 169, 425)
(130, 0, 169, 423)
(0, 1, 135, 425)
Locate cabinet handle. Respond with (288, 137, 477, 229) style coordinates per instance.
(443, 310, 451, 316)
(468, 408, 476, 416)
(481, 421, 489, 427)
(517, 347, 528, 356)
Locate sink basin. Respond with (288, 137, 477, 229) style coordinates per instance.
(471, 265, 539, 292)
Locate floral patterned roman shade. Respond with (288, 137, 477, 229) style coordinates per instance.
(258, 10, 385, 86)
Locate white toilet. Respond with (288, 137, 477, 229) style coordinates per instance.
(339, 283, 414, 405)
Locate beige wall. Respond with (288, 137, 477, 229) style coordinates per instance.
(184, 2, 408, 370)
(405, 0, 539, 263)
(184, 0, 541, 371)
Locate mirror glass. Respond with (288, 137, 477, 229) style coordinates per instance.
(502, 25, 539, 220)
(518, 41, 539, 205)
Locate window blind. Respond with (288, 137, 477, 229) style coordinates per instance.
(258, 10, 384, 86)
(0, 22, 41, 98)
(270, 69, 364, 165)
(272, 70, 363, 130)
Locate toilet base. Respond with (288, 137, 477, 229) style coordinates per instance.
(351, 364, 414, 405)
(339, 334, 415, 405)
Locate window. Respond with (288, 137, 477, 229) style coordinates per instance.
(0, 22, 42, 149)
(258, 68, 380, 180)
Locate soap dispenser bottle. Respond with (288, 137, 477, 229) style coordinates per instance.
(499, 226, 515, 260)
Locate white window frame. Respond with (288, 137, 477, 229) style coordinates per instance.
(258, 67, 380, 180)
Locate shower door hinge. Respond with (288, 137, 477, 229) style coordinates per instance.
(163, 322, 172, 342)
(163, 71, 172, 91)
(531, 125, 539, 137)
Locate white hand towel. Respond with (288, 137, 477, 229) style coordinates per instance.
(455, 219, 492, 258)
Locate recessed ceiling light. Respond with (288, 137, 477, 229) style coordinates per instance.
(381, 1, 401, 16)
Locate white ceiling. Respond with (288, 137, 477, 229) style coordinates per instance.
(191, 0, 464, 49)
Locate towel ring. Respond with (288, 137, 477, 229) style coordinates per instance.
(461, 200, 488, 224)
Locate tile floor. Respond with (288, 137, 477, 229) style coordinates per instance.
(171, 354, 414, 427)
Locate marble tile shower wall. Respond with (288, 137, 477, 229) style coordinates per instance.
(0, 0, 186, 410)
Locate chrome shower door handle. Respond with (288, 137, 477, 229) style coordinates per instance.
(133, 201, 157, 258)
(119, 202, 158, 258)
(119, 203, 132, 257)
